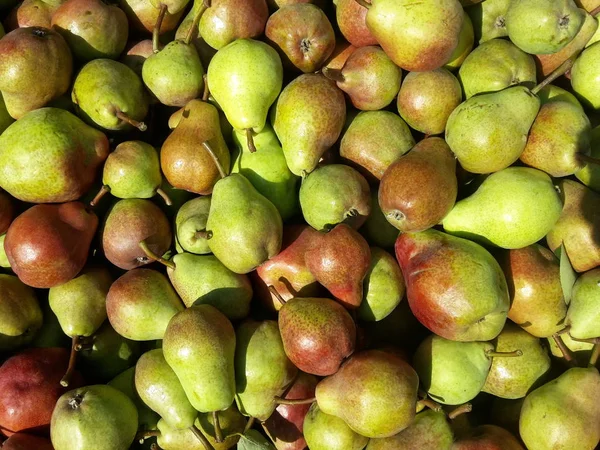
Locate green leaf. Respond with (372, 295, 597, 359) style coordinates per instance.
(557, 244, 577, 305)
(237, 430, 276, 450)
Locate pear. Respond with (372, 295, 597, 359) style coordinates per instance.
(316, 349, 419, 438)
(0, 108, 109, 203)
(120, 39, 154, 77)
(303, 403, 369, 450)
(547, 332, 594, 365)
(0, 27, 72, 119)
(466, 0, 510, 43)
(339, 111, 414, 181)
(0, 234, 10, 269)
(357, 247, 405, 322)
(231, 124, 299, 221)
(571, 41, 600, 110)
(72, 59, 149, 132)
(175, 196, 211, 254)
(360, 188, 400, 249)
(379, 137, 457, 233)
(0, 274, 42, 350)
(458, 38, 536, 99)
(397, 68, 462, 135)
(51, 385, 138, 450)
(364, 0, 464, 71)
(142, 40, 205, 107)
(506, 0, 585, 54)
(120, 0, 184, 35)
(235, 320, 297, 421)
(106, 268, 184, 341)
(207, 38, 283, 137)
(566, 268, 600, 339)
(4, 0, 64, 29)
(546, 180, 600, 272)
(299, 164, 371, 231)
(576, 125, 600, 192)
(453, 425, 525, 450)
(205, 173, 283, 274)
(445, 86, 540, 174)
(1, 434, 54, 450)
(442, 167, 563, 249)
(396, 229, 510, 342)
(0, 93, 14, 135)
(272, 73, 346, 176)
(444, 12, 475, 70)
(163, 305, 236, 413)
(335, 0, 377, 47)
(519, 367, 600, 450)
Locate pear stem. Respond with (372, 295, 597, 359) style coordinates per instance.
(184, 2, 209, 46)
(578, 153, 600, 166)
(136, 430, 161, 443)
(485, 349, 523, 358)
(201, 141, 226, 179)
(590, 344, 600, 367)
(212, 411, 223, 443)
(353, 0, 371, 9)
(591, 5, 600, 16)
(531, 57, 575, 95)
(153, 4, 168, 53)
(60, 336, 82, 387)
(190, 425, 215, 450)
(417, 398, 442, 412)
(115, 110, 147, 131)
(552, 333, 577, 367)
(448, 403, 473, 420)
(555, 326, 571, 335)
(156, 188, 172, 206)
(90, 185, 110, 207)
(243, 417, 255, 434)
(202, 74, 210, 102)
(570, 336, 600, 344)
(246, 129, 257, 153)
(138, 240, 176, 270)
(268, 285, 287, 306)
(321, 67, 346, 83)
(274, 396, 316, 405)
(195, 230, 212, 240)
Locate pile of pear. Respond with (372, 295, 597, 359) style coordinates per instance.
(1, 0, 600, 449)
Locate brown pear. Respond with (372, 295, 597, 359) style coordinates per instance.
(4, 202, 97, 288)
(161, 99, 231, 195)
(334, 0, 377, 47)
(546, 179, 600, 272)
(379, 137, 457, 233)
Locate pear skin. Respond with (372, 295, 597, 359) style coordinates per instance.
(566, 268, 600, 339)
(0, 274, 42, 342)
(335, 0, 377, 47)
(303, 403, 369, 450)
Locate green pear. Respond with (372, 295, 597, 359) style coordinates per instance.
(575, 125, 600, 192)
(299, 164, 371, 231)
(235, 319, 297, 421)
(444, 12, 474, 70)
(0, 107, 109, 203)
(0, 234, 10, 268)
(566, 268, 600, 339)
(304, 403, 369, 450)
(207, 38, 283, 134)
(443, 167, 563, 249)
(571, 41, 600, 110)
(272, 73, 346, 176)
(466, 0, 510, 43)
(135, 349, 198, 429)
(0, 93, 14, 135)
(536, 83, 583, 108)
(357, 247, 405, 322)
(30, 297, 71, 349)
(206, 173, 283, 274)
(72, 59, 149, 131)
(547, 332, 594, 365)
(231, 124, 299, 221)
(0, 274, 42, 350)
(458, 38, 536, 98)
(175, 196, 211, 254)
(445, 86, 540, 174)
(482, 322, 551, 399)
(51, 384, 138, 450)
(506, 0, 585, 54)
(413, 334, 494, 405)
(519, 367, 600, 450)
(163, 305, 236, 413)
(316, 349, 419, 438)
(142, 40, 205, 107)
(360, 189, 400, 249)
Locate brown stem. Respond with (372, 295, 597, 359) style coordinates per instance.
(184, 3, 208, 45)
(195, 230, 212, 240)
(531, 57, 575, 95)
(321, 67, 346, 83)
(353, 0, 370, 8)
(552, 334, 577, 367)
(153, 4, 168, 53)
(578, 153, 600, 166)
(61, 336, 82, 387)
(90, 185, 110, 207)
(555, 326, 571, 335)
(138, 240, 176, 270)
(591, 5, 600, 16)
(212, 411, 223, 443)
(202, 74, 209, 102)
(243, 416, 255, 434)
(136, 430, 161, 443)
(115, 110, 147, 131)
(590, 344, 600, 367)
(448, 403, 473, 420)
(156, 188, 172, 206)
(485, 349, 523, 358)
(417, 398, 442, 412)
(268, 285, 287, 306)
(274, 396, 316, 405)
(570, 336, 600, 344)
(190, 425, 214, 450)
(246, 128, 257, 153)
(201, 141, 226, 179)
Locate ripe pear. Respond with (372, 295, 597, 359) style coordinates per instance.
(365, 0, 464, 71)
(174, 196, 211, 254)
(443, 167, 563, 249)
(444, 12, 474, 70)
(466, 0, 510, 43)
(360, 188, 400, 249)
(566, 268, 600, 339)
(547, 332, 594, 365)
(163, 305, 236, 413)
(5, 0, 64, 29)
(303, 403, 369, 450)
(0, 27, 72, 119)
(506, 0, 585, 54)
(0, 108, 109, 203)
(120, 0, 183, 34)
(445, 86, 540, 174)
(0, 274, 42, 350)
(1, 434, 54, 450)
(571, 41, 600, 110)
(576, 125, 600, 192)
(205, 173, 283, 274)
(396, 229, 510, 342)
(379, 137, 457, 233)
(519, 367, 600, 450)
(453, 425, 525, 450)
(334, 0, 376, 47)
(51, 385, 138, 450)
(316, 349, 419, 438)
(272, 73, 346, 176)
(458, 38, 536, 99)
(108, 367, 160, 430)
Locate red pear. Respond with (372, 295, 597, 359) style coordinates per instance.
(335, 0, 377, 47)
(0, 433, 54, 450)
(452, 425, 525, 450)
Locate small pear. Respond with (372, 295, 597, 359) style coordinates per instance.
(303, 403, 369, 450)
(571, 41, 600, 110)
(174, 196, 211, 254)
(334, 0, 377, 47)
(566, 268, 600, 339)
(0, 274, 42, 350)
(575, 125, 600, 192)
(466, 0, 510, 43)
